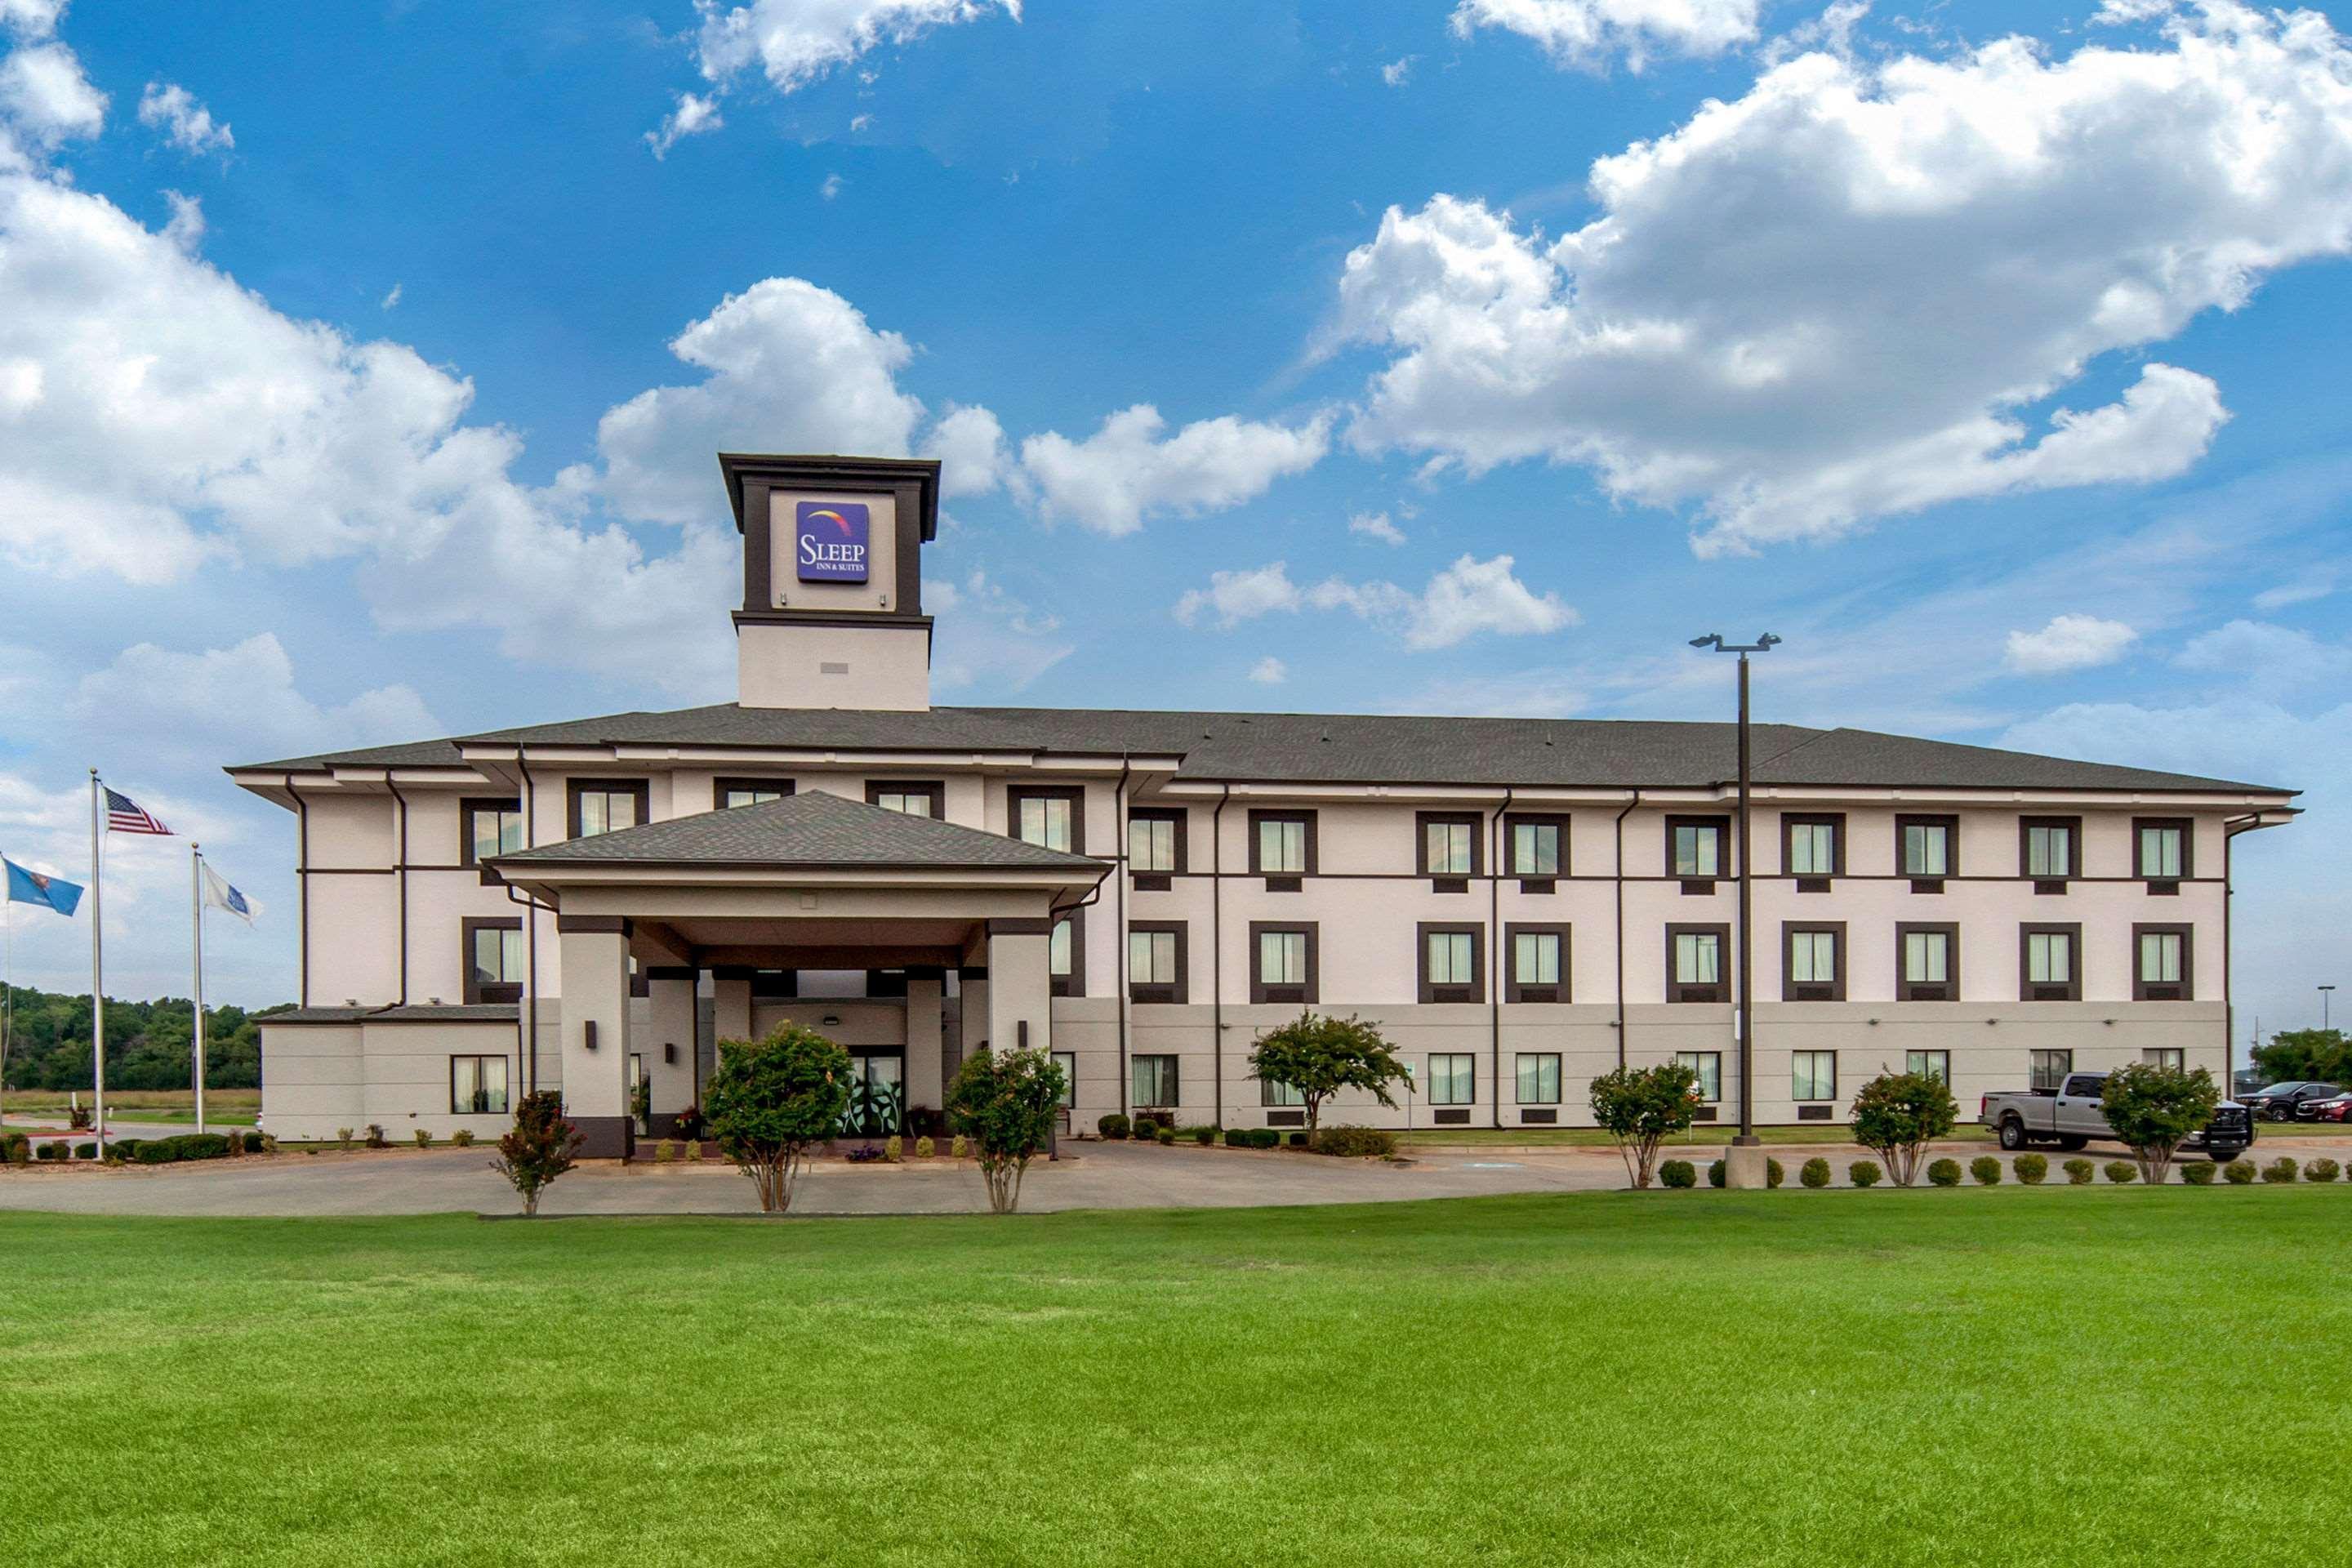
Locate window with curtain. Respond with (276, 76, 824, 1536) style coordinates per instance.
(1425, 929, 1475, 986)
(2027, 930, 2073, 984)
(465, 800, 523, 862)
(2144, 1047, 2185, 1071)
(470, 923, 522, 1000)
(1788, 929, 1838, 985)
(1674, 930, 1721, 985)
(2138, 929, 2182, 984)
(1017, 794, 1073, 851)
(1515, 1053, 1561, 1105)
(2138, 823, 2184, 879)
(1906, 1049, 1949, 1082)
(1260, 929, 1307, 986)
(1677, 1051, 1722, 1102)
(1258, 816, 1307, 874)
(1513, 930, 1561, 987)
(1786, 819, 1836, 875)
(1792, 1051, 1837, 1102)
(574, 786, 639, 836)
(1131, 1054, 1178, 1109)
(2030, 1049, 2072, 1092)
(1512, 820, 1560, 875)
(1129, 929, 1177, 986)
(1051, 1051, 1076, 1110)
(1902, 819, 1952, 877)
(1424, 818, 1474, 875)
(1129, 814, 1178, 871)
(1904, 929, 1949, 984)
(2025, 822, 2074, 877)
(1428, 1054, 1474, 1105)
(871, 788, 934, 817)
(450, 1054, 509, 1115)
(1673, 822, 1723, 877)
(1259, 1076, 1305, 1106)
(719, 783, 787, 809)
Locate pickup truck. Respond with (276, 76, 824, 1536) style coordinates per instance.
(1980, 1072, 2254, 1163)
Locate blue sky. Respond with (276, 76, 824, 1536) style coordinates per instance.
(0, 0, 2345, 1040)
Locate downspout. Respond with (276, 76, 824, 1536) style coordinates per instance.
(1613, 789, 1642, 1070)
(1212, 783, 1232, 1130)
(2222, 812, 2260, 1098)
(286, 774, 310, 1009)
(518, 748, 540, 1094)
(385, 773, 412, 1006)
(1490, 786, 1513, 1128)
(1114, 753, 1132, 1120)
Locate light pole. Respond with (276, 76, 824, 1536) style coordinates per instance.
(1691, 632, 1780, 1180)
(2322, 985, 2337, 1032)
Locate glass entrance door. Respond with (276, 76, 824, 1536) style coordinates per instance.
(838, 1051, 905, 1138)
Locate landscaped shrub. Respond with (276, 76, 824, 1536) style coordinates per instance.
(2263, 1156, 2299, 1184)
(449, 1129, 473, 1148)
(1970, 1156, 2002, 1186)
(2307, 1158, 2341, 1183)
(1800, 1157, 1831, 1188)
(336, 1128, 355, 1151)
(133, 1141, 176, 1164)
(1849, 1160, 1882, 1187)
(35, 1140, 63, 1161)
(2097, 1061, 2222, 1186)
(1248, 1012, 1409, 1138)
(1849, 1070, 1962, 1187)
(1192, 1125, 1215, 1146)
(1132, 1116, 1160, 1141)
(1926, 1158, 1962, 1187)
(1284, 1131, 1306, 1147)
(1247, 1128, 1281, 1150)
(884, 1135, 902, 1163)
(1312, 1125, 1397, 1158)
(2104, 1161, 2138, 1184)
(74, 1141, 97, 1160)
(2179, 1160, 2218, 1185)
(915, 1135, 934, 1158)
(1157, 1128, 1178, 1146)
(1098, 1113, 1130, 1140)
(4, 1134, 29, 1166)
(1659, 1159, 1697, 1188)
(413, 1129, 432, 1148)
(2064, 1158, 2095, 1184)
(2224, 1158, 2256, 1184)
(364, 1125, 388, 1149)
(1766, 1157, 1785, 1189)
(258, 1134, 279, 1154)
(1225, 1128, 1250, 1147)
(672, 1106, 705, 1143)
(951, 1134, 969, 1158)
(111, 1138, 142, 1162)
(1707, 1159, 1726, 1188)
(492, 1092, 586, 1218)
(2013, 1153, 2048, 1185)
(947, 1046, 1067, 1214)
(684, 1138, 703, 1161)
(1588, 1060, 1703, 1189)
(653, 1140, 676, 1163)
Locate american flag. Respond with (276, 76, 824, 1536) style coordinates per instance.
(104, 786, 172, 836)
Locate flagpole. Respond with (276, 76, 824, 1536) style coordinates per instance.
(192, 844, 207, 1139)
(2, 874, 13, 1139)
(89, 770, 104, 1143)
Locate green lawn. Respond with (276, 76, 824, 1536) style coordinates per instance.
(1, 1192, 2344, 1566)
(1397, 1122, 2001, 1149)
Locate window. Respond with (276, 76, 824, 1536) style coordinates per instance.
(2021, 924, 2082, 1000)
(1677, 1051, 1722, 1103)
(866, 781, 944, 817)
(1131, 1054, 1178, 1111)
(2030, 1049, 2073, 1093)
(1793, 1050, 1838, 1102)
(1428, 1054, 1475, 1106)
(1250, 810, 1314, 878)
(2134, 924, 2192, 1000)
(1515, 1054, 1561, 1105)
(1906, 1049, 1950, 1083)
(1782, 813, 1843, 878)
(1049, 916, 1083, 998)
(462, 918, 522, 1005)
(450, 1054, 509, 1115)
(715, 777, 792, 810)
(1896, 924, 1958, 1001)
(1127, 922, 1187, 1004)
(1417, 812, 1481, 879)
(2136, 817, 2190, 883)
(1051, 1051, 1076, 1111)
(1783, 924, 1845, 1001)
(460, 798, 523, 866)
(568, 778, 648, 838)
(1667, 925, 1730, 1002)
(1507, 814, 1566, 877)
(1260, 1076, 1305, 1107)
(1009, 787, 1082, 853)
(1250, 922, 1317, 1004)
(1667, 816, 1728, 880)
(2020, 816, 2080, 880)
(1505, 924, 1569, 1003)
(2144, 1047, 2185, 1071)
(1127, 808, 1186, 874)
(1897, 814, 1958, 880)
(1419, 924, 1485, 1004)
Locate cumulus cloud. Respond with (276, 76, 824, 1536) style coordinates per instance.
(688, 1, 1020, 104)
(71, 635, 439, 769)
(0, 38, 103, 148)
(2005, 614, 2138, 674)
(137, 81, 233, 154)
(1450, 0, 1762, 73)
(1018, 404, 1331, 535)
(1334, 6, 2352, 554)
(1247, 656, 1287, 684)
(1175, 555, 1572, 650)
(926, 569, 1071, 690)
(1348, 509, 1405, 545)
(2174, 618, 2351, 688)
(646, 91, 723, 158)
(1174, 561, 1306, 628)
(929, 402, 1013, 498)
(1382, 56, 1414, 87)
(0, 2, 65, 38)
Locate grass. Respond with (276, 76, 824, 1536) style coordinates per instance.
(1396, 1122, 1999, 1150)
(0, 1089, 259, 1128)
(0, 1192, 2344, 1566)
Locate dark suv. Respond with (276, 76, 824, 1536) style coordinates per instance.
(2241, 1081, 2343, 1122)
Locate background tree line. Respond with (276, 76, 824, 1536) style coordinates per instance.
(2251, 1028, 2352, 1085)
(1, 983, 285, 1091)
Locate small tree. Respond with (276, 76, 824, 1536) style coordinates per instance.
(706, 1024, 854, 1213)
(2250, 1027, 2350, 1085)
(491, 1091, 585, 1217)
(1850, 1070, 1958, 1187)
(946, 1047, 1066, 1214)
(1247, 1012, 1409, 1135)
(2099, 1062, 2220, 1185)
(1588, 1062, 1699, 1189)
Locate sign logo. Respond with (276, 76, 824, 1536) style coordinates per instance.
(795, 501, 870, 583)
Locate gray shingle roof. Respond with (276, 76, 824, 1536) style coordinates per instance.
(230, 702, 2294, 795)
(491, 787, 1107, 870)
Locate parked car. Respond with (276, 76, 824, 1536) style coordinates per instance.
(1980, 1073, 2253, 1162)
(2296, 1093, 2352, 1124)
(2242, 1081, 2343, 1122)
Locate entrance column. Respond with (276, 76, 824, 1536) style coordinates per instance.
(645, 966, 697, 1131)
(713, 966, 755, 1043)
(905, 967, 946, 1110)
(957, 964, 990, 1061)
(986, 919, 1054, 1057)
(557, 915, 633, 1159)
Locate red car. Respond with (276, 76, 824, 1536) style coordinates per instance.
(2303, 1094, 2352, 1123)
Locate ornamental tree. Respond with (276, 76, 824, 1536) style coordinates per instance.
(946, 1046, 1066, 1214)
(1247, 1012, 1408, 1134)
(1588, 1062, 1700, 1189)
(2099, 1062, 2220, 1185)
(1848, 1071, 1958, 1187)
(706, 1024, 854, 1213)
(491, 1091, 585, 1217)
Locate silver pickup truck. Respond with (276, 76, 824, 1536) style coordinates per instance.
(1980, 1071, 2254, 1163)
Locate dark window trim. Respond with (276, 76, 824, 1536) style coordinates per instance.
(864, 779, 945, 817)
(1895, 921, 1961, 1002)
(1127, 920, 1189, 1004)
(458, 796, 523, 867)
(1247, 808, 1318, 877)
(1503, 922, 1572, 1004)
(1780, 920, 1847, 1001)
(1780, 811, 1846, 878)
(1792, 1049, 1838, 1103)
(713, 776, 795, 810)
(1050, 911, 1085, 999)
(1427, 1052, 1477, 1107)
(1131, 1052, 1179, 1110)
(1677, 1050, 1724, 1104)
(1416, 922, 1486, 1004)
(1665, 814, 1731, 880)
(448, 1053, 511, 1116)
(1503, 812, 1570, 878)
(2132, 922, 2195, 1001)
(2020, 922, 2084, 1001)
(2030, 1049, 2074, 1092)
(1895, 813, 1960, 880)
(2133, 816, 2194, 883)
(1414, 811, 1485, 877)
(1513, 1051, 1563, 1106)
(865, 969, 911, 998)
(1248, 920, 1320, 1004)
(1665, 922, 1731, 1004)
(461, 915, 523, 1005)
(1007, 785, 1086, 855)
(568, 777, 651, 838)
(2019, 814, 2083, 881)
(1126, 806, 1189, 875)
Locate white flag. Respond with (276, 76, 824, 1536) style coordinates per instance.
(201, 862, 261, 925)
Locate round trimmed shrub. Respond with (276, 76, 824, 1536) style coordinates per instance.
(1707, 1159, 1726, 1188)
(1223, 1128, 1250, 1147)
(413, 1129, 433, 1149)
(243, 1130, 267, 1153)
(1312, 1125, 1397, 1158)
(2063, 1158, 2095, 1185)
(1192, 1125, 1215, 1146)
(1970, 1156, 2002, 1186)
(73, 1141, 98, 1160)
(914, 1135, 935, 1158)
(34, 1140, 63, 1161)
(1247, 1127, 1281, 1151)
(2306, 1157, 2340, 1183)
(1926, 1157, 1962, 1187)
(1659, 1159, 1697, 1189)
(1155, 1128, 1175, 1146)
(2263, 1156, 2298, 1184)
(1285, 1131, 1308, 1147)
(1097, 1113, 1130, 1141)
(1848, 1160, 1882, 1187)
(2223, 1158, 2256, 1184)
(2013, 1152, 2048, 1185)
(2179, 1160, 2218, 1185)
(1766, 1157, 1785, 1189)
(1799, 1156, 1831, 1189)
(2104, 1160, 2138, 1184)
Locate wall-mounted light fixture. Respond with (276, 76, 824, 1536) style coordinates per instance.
(584, 1020, 599, 1052)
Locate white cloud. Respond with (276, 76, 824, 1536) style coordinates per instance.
(0, 2, 65, 40)
(1018, 404, 1330, 535)
(2174, 618, 2351, 688)
(820, 171, 844, 200)
(0, 38, 104, 148)
(2004, 613, 2138, 674)
(926, 569, 1071, 690)
(1174, 561, 1303, 628)
(2252, 574, 2335, 611)
(1247, 656, 1288, 684)
(691, 1, 1020, 97)
(1336, 7, 2352, 554)
(1450, 0, 1762, 73)
(1348, 509, 1405, 545)
(137, 81, 234, 154)
(1176, 554, 1573, 650)
(646, 90, 723, 158)
(928, 402, 1012, 498)
(70, 634, 440, 769)
(381, 282, 403, 310)
(1382, 56, 1414, 87)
